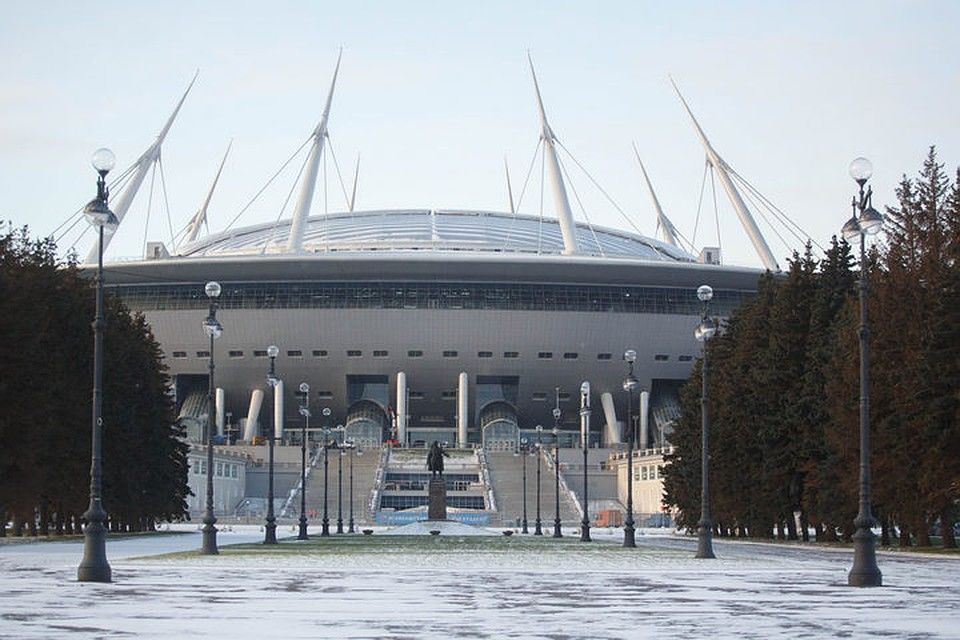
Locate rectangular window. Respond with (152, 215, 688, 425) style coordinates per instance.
(253, 350, 268, 358)
(409, 391, 425, 400)
(201, 461, 207, 475)
(596, 353, 612, 360)
(532, 392, 547, 401)
(192, 462, 199, 474)
(441, 390, 457, 400)
(641, 466, 648, 480)
(478, 351, 493, 358)
(228, 350, 244, 358)
(313, 349, 328, 358)
(443, 350, 458, 358)
(633, 467, 640, 480)
(347, 350, 362, 358)
(563, 352, 578, 360)
(287, 350, 303, 357)
(373, 350, 389, 358)
(558, 392, 571, 402)
(232, 464, 238, 478)
(317, 391, 333, 399)
(678, 355, 693, 362)
(654, 354, 669, 361)
(216, 462, 223, 477)
(503, 351, 519, 359)
(407, 350, 424, 358)
(537, 351, 553, 359)
(197, 351, 210, 358)
(172, 351, 187, 359)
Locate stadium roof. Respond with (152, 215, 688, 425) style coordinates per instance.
(177, 210, 694, 262)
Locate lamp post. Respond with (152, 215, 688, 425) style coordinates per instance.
(347, 439, 360, 533)
(196, 280, 224, 555)
(78, 148, 118, 583)
(263, 346, 280, 545)
(622, 349, 638, 548)
(297, 381, 311, 541)
(842, 157, 884, 588)
(552, 390, 563, 538)
(534, 424, 544, 536)
(694, 285, 717, 559)
(520, 437, 529, 533)
(320, 408, 332, 536)
(336, 425, 345, 534)
(579, 381, 592, 542)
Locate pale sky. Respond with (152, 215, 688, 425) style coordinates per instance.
(2, 1, 957, 268)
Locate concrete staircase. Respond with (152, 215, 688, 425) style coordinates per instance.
(300, 446, 382, 527)
(485, 450, 581, 530)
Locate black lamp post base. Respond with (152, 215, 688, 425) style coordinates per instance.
(580, 521, 591, 542)
(695, 523, 715, 559)
(321, 520, 330, 537)
(201, 522, 219, 555)
(337, 520, 344, 534)
(348, 519, 355, 534)
(78, 521, 111, 582)
(848, 528, 882, 587)
(534, 520, 543, 536)
(264, 519, 277, 545)
(623, 522, 636, 548)
(521, 519, 528, 534)
(552, 520, 563, 538)
(297, 516, 309, 541)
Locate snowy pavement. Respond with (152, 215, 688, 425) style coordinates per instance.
(1, 525, 957, 639)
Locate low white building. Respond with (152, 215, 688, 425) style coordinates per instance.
(612, 446, 674, 525)
(186, 445, 250, 516)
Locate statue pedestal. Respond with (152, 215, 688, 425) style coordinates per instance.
(428, 478, 447, 521)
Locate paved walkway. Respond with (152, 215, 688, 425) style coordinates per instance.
(1, 526, 956, 639)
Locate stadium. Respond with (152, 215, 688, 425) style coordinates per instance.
(72, 55, 786, 524)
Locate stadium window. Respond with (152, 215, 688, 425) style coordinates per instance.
(228, 350, 244, 358)
(347, 350, 362, 358)
(313, 349, 328, 358)
(503, 351, 519, 358)
(407, 350, 424, 358)
(558, 392, 571, 402)
(597, 353, 612, 360)
(373, 350, 389, 358)
(253, 350, 268, 358)
(654, 354, 669, 361)
(537, 352, 553, 359)
(562, 352, 578, 360)
(443, 350, 458, 358)
(317, 391, 333, 399)
(532, 392, 547, 401)
(172, 351, 187, 359)
(478, 351, 493, 358)
(409, 391, 425, 400)
(287, 350, 303, 357)
(197, 350, 210, 358)
(678, 355, 693, 362)
(441, 390, 457, 400)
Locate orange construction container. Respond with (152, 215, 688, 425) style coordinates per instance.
(595, 509, 623, 527)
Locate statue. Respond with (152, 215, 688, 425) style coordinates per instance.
(426, 440, 448, 478)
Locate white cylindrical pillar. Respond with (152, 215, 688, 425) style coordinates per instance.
(396, 371, 408, 447)
(273, 379, 284, 441)
(215, 387, 225, 437)
(244, 388, 264, 441)
(580, 381, 591, 448)
(600, 392, 621, 446)
(457, 372, 468, 448)
(639, 390, 650, 450)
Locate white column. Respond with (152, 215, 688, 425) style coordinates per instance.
(600, 392, 621, 446)
(396, 371, 408, 447)
(215, 388, 225, 437)
(273, 379, 284, 441)
(639, 390, 650, 451)
(457, 372, 468, 448)
(580, 382, 591, 448)
(244, 389, 264, 441)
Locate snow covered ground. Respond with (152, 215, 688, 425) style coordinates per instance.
(1, 525, 957, 639)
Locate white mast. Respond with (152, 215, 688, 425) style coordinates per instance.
(670, 78, 780, 272)
(632, 142, 680, 248)
(349, 154, 360, 213)
(528, 53, 578, 255)
(285, 50, 342, 253)
(504, 157, 515, 214)
(85, 71, 197, 263)
(182, 139, 232, 247)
